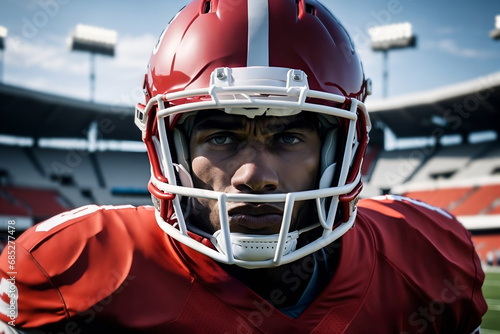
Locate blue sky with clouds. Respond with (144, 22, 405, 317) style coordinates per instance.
(0, 0, 499, 107)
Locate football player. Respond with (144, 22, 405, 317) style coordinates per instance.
(0, 0, 487, 333)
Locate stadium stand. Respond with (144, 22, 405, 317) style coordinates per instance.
(452, 141, 500, 180)
(402, 187, 474, 212)
(470, 234, 500, 267)
(33, 147, 101, 188)
(450, 184, 500, 216)
(490, 203, 500, 214)
(96, 151, 150, 190)
(0, 83, 153, 229)
(0, 192, 29, 217)
(0, 144, 53, 188)
(2, 186, 69, 222)
(365, 147, 427, 194)
(406, 142, 492, 183)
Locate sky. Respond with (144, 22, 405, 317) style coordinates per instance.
(0, 0, 499, 108)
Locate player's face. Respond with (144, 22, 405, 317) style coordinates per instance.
(188, 110, 321, 235)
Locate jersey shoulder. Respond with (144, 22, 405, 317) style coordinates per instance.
(13, 204, 157, 270)
(356, 195, 486, 321)
(357, 195, 476, 266)
(0, 204, 159, 327)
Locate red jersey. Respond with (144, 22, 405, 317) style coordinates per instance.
(0, 196, 487, 333)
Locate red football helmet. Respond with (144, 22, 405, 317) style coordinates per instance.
(135, 0, 371, 268)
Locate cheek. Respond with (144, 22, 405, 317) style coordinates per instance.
(190, 156, 226, 232)
(191, 156, 221, 190)
(191, 156, 208, 186)
(285, 150, 320, 191)
(304, 152, 321, 186)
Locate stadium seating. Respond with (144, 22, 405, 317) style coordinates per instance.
(365, 148, 426, 192)
(0, 193, 30, 217)
(470, 234, 500, 266)
(359, 139, 500, 236)
(450, 184, 500, 216)
(490, 203, 500, 214)
(0, 143, 152, 227)
(403, 187, 474, 212)
(0, 145, 53, 188)
(451, 142, 500, 180)
(1, 186, 69, 222)
(33, 147, 101, 188)
(95, 151, 150, 190)
(408, 143, 490, 183)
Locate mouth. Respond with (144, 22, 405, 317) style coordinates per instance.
(227, 204, 284, 234)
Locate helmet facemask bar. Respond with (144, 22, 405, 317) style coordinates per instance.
(136, 67, 368, 269)
(316, 99, 361, 235)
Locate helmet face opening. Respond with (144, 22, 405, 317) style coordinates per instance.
(136, 0, 371, 269)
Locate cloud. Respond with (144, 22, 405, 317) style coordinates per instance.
(436, 39, 498, 59)
(3, 32, 157, 104)
(5, 35, 86, 74)
(5, 31, 156, 73)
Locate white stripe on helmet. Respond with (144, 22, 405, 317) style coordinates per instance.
(247, 0, 269, 66)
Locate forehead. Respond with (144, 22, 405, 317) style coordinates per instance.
(190, 110, 319, 133)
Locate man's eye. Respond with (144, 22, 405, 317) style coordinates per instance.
(277, 135, 300, 145)
(209, 135, 234, 145)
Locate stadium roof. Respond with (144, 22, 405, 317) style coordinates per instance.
(366, 71, 500, 141)
(0, 83, 137, 141)
(1, 71, 499, 143)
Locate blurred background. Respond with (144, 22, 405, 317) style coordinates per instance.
(0, 0, 499, 330)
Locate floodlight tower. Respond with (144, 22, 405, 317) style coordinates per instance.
(0, 25, 7, 83)
(490, 15, 500, 40)
(69, 24, 117, 102)
(368, 22, 416, 98)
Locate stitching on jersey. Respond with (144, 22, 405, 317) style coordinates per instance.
(23, 244, 71, 321)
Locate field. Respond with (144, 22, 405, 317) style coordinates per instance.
(482, 270, 500, 333)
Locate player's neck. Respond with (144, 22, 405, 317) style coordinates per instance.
(222, 256, 314, 308)
(221, 242, 341, 309)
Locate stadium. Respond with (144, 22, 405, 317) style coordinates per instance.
(1, 0, 500, 331)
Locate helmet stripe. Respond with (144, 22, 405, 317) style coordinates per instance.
(247, 0, 269, 66)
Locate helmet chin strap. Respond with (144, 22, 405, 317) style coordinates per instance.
(213, 230, 299, 261)
(212, 221, 320, 262)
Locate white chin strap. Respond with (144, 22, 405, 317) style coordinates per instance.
(213, 230, 299, 261)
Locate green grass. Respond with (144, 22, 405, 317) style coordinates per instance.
(482, 271, 500, 333)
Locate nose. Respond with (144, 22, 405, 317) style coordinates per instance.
(231, 147, 279, 193)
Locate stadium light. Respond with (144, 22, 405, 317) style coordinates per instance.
(0, 25, 7, 83)
(69, 24, 117, 102)
(490, 15, 500, 40)
(368, 22, 416, 98)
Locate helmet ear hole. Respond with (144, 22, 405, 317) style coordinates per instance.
(203, 0, 212, 14)
(305, 4, 316, 15)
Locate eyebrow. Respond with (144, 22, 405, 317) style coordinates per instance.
(192, 117, 246, 132)
(191, 113, 318, 134)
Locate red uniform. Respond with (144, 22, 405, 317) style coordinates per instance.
(0, 196, 487, 333)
